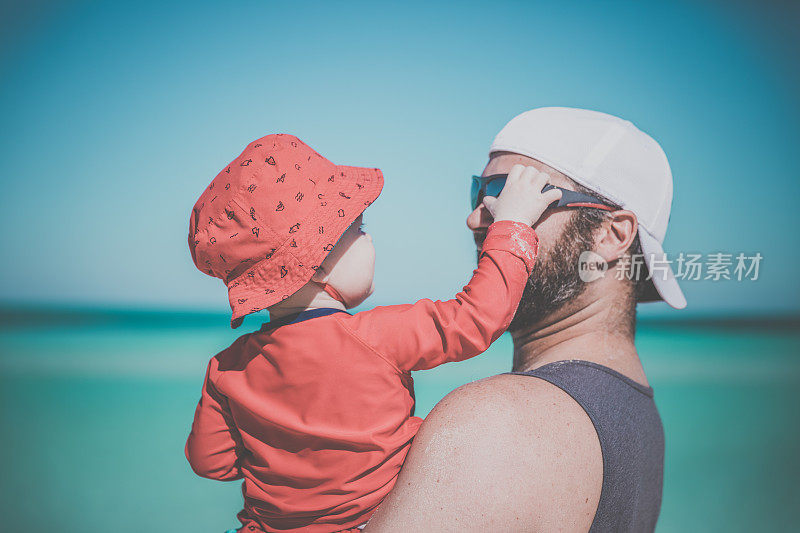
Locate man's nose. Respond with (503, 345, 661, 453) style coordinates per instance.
(466, 204, 494, 231)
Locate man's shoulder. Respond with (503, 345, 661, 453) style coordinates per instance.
(429, 373, 595, 433)
(417, 373, 599, 469)
(429, 373, 602, 454)
(363, 373, 603, 531)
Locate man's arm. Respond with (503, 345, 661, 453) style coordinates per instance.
(362, 374, 603, 532)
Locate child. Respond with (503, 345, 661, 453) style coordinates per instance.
(185, 134, 562, 532)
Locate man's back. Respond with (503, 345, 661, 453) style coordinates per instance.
(510, 360, 665, 532)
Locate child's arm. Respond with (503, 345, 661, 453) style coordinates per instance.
(185, 356, 244, 481)
(340, 165, 562, 372)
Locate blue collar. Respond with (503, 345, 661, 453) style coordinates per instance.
(261, 308, 349, 331)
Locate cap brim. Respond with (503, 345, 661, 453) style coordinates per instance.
(638, 225, 687, 309)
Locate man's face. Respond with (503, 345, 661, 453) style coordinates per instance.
(467, 152, 597, 330)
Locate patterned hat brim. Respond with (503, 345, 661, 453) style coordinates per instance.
(228, 165, 383, 328)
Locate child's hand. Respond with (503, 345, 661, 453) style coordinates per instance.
(481, 164, 563, 227)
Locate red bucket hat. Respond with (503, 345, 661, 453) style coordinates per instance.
(188, 134, 384, 328)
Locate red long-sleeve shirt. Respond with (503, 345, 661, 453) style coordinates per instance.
(185, 220, 539, 532)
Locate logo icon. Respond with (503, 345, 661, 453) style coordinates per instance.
(578, 251, 608, 283)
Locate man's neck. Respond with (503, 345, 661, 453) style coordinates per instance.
(510, 297, 648, 386)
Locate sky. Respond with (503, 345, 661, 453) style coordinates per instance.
(0, 0, 798, 317)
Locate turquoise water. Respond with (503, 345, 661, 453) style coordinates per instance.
(1, 313, 798, 532)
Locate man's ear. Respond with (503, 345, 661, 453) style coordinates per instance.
(595, 210, 638, 263)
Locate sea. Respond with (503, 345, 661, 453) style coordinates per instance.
(0, 308, 798, 532)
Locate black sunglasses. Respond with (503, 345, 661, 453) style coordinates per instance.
(471, 174, 615, 212)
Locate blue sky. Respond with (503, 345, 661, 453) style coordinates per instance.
(0, 0, 797, 317)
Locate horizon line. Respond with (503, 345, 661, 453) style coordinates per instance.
(0, 301, 798, 331)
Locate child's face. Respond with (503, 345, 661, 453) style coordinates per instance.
(318, 214, 375, 308)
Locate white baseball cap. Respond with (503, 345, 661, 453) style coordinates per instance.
(490, 107, 687, 309)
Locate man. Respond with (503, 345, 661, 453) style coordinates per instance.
(363, 107, 687, 532)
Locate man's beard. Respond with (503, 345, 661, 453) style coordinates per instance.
(507, 213, 597, 332)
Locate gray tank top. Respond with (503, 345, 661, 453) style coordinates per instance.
(508, 359, 664, 532)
